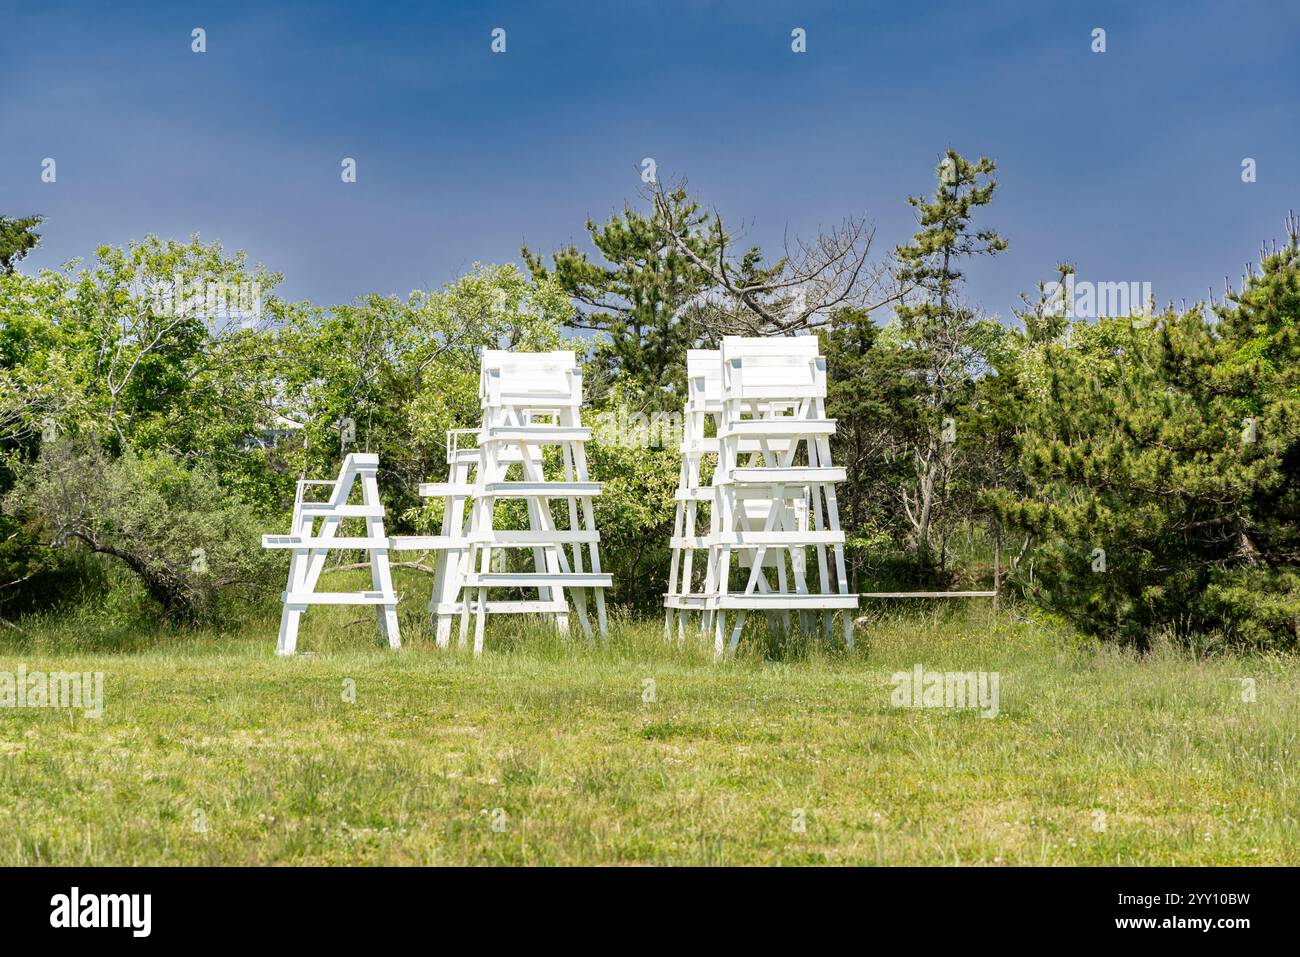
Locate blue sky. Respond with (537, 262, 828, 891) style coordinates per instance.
(4, 0, 1298, 321)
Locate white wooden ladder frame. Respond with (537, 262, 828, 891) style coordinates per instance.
(704, 337, 858, 658)
(454, 350, 611, 655)
(261, 452, 400, 656)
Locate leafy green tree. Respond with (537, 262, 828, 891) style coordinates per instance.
(585, 435, 680, 612)
(0, 236, 290, 614)
(277, 263, 568, 530)
(0, 215, 43, 274)
(0, 235, 286, 458)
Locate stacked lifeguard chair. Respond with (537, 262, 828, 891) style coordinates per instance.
(262, 453, 401, 655)
(439, 350, 611, 654)
(423, 428, 480, 647)
(663, 349, 725, 642)
(665, 337, 857, 657)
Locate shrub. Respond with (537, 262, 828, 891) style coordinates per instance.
(4, 437, 275, 623)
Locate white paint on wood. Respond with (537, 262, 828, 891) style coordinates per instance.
(664, 338, 858, 658)
(264, 453, 401, 655)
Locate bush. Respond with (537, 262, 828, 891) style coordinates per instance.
(4, 438, 276, 623)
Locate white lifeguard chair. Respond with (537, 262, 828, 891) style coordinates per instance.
(700, 336, 858, 657)
(423, 428, 480, 646)
(663, 349, 724, 641)
(441, 350, 611, 654)
(261, 453, 401, 655)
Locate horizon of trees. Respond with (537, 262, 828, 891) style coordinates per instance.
(1, 161, 1296, 650)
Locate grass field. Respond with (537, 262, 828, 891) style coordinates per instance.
(1, 572, 1297, 865)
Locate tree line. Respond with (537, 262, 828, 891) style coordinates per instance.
(1, 151, 1296, 649)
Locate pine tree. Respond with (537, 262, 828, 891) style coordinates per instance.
(0, 215, 43, 274)
(992, 217, 1300, 648)
(821, 307, 920, 589)
(522, 188, 720, 407)
(891, 150, 1007, 573)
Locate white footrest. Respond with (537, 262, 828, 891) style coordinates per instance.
(262, 535, 391, 549)
(725, 467, 847, 484)
(388, 535, 455, 550)
(480, 481, 602, 497)
(714, 593, 858, 610)
(283, 591, 398, 605)
(481, 426, 592, 443)
(721, 419, 836, 437)
(463, 572, 612, 588)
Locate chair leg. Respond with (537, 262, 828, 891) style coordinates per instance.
(473, 587, 488, 656)
(594, 589, 608, 640)
(277, 606, 303, 656)
(728, 610, 748, 656)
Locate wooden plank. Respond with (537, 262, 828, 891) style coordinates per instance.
(388, 535, 454, 550)
(721, 419, 837, 436)
(463, 572, 612, 588)
(715, 593, 858, 609)
(858, 591, 997, 599)
(283, 591, 397, 605)
(418, 483, 474, 497)
(727, 467, 847, 484)
(481, 481, 602, 496)
(471, 529, 599, 544)
(674, 488, 713, 502)
(263, 535, 390, 549)
(671, 531, 843, 548)
(480, 427, 592, 443)
(297, 503, 385, 516)
(663, 594, 709, 608)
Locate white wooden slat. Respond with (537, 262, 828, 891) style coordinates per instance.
(859, 591, 998, 599)
(418, 482, 475, 497)
(283, 591, 397, 605)
(721, 419, 837, 436)
(726, 467, 848, 484)
(463, 572, 612, 588)
(388, 535, 455, 550)
(297, 503, 385, 516)
(262, 535, 392, 549)
(480, 481, 602, 496)
(715, 593, 858, 609)
(471, 529, 599, 544)
(480, 427, 592, 443)
(671, 530, 843, 548)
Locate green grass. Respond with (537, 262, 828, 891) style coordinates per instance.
(1, 572, 1297, 865)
